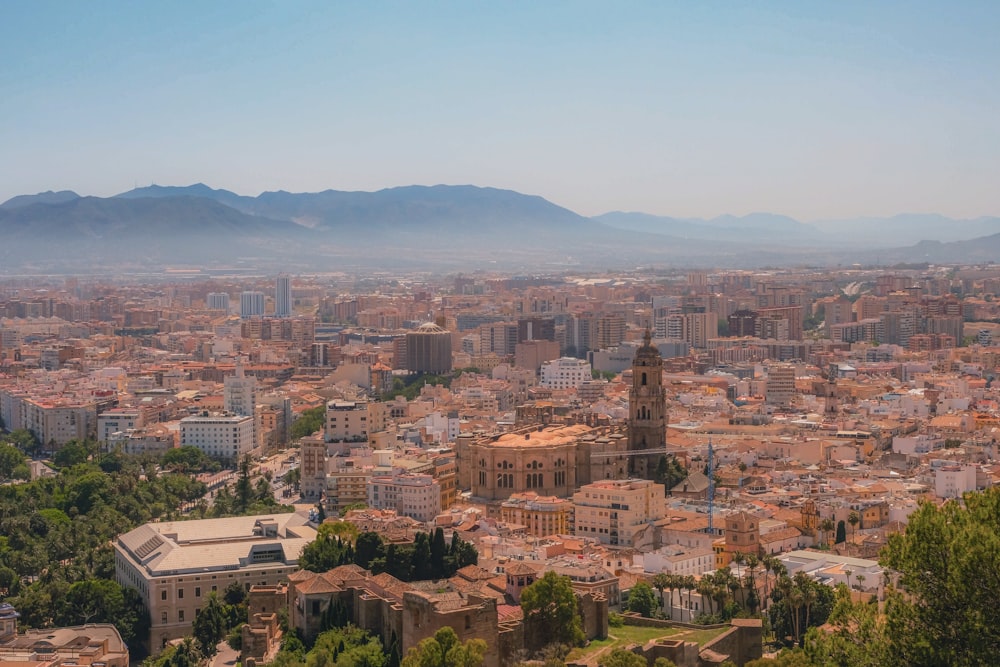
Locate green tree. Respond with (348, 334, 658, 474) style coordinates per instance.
(192, 592, 228, 656)
(835, 520, 846, 544)
(520, 571, 585, 652)
(0, 443, 26, 479)
(625, 581, 657, 618)
(61, 578, 125, 625)
(401, 626, 485, 667)
(53, 441, 90, 468)
(430, 528, 447, 579)
(803, 585, 887, 667)
(355, 532, 384, 570)
(880, 488, 1000, 666)
(292, 406, 326, 439)
(599, 649, 648, 667)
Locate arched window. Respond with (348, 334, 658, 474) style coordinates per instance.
(641, 372, 647, 386)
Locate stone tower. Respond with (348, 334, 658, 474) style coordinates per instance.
(628, 329, 667, 479)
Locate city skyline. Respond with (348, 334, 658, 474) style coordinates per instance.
(4, 2, 1000, 221)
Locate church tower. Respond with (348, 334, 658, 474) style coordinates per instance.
(628, 330, 667, 479)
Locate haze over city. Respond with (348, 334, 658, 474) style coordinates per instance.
(5, 1, 1000, 220)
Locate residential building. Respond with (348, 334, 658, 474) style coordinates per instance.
(240, 291, 266, 318)
(500, 492, 571, 537)
(275, 274, 292, 318)
(367, 472, 442, 522)
(207, 292, 230, 313)
(573, 478, 666, 547)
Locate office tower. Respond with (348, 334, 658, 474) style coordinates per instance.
(206, 292, 230, 313)
(240, 291, 265, 318)
(405, 323, 453, 374)
(275, 274, 292, 317)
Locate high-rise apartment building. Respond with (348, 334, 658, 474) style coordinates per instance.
(274, 274, 292, 317)
(240, 291, 265, 319)
(207, 292, 230, 313)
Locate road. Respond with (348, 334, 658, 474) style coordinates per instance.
(211, 640, 238, 667)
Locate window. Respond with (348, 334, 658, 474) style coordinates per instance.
(178, 588, 184, 599)
(195, 587, 201, 597)
(179, 610, 185, 622)
(161, 612, 168, 624)
(161, 590, 167, 601)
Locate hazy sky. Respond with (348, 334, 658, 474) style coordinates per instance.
(3, 1, 1000, 220)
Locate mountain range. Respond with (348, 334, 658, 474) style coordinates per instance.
(1, 183, 999, 271)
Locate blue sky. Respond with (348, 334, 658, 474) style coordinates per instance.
(2, 1, 1000, 219)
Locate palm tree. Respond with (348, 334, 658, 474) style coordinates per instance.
(856, 573, 866, 591)
(761, 555, 775, 609)
(848, 511, 860, 543)
(667, 574, 681, 619)
(732, 551, 745, 580)
(683, 575, 696, 619)
(819, 517, 836, 546)
(697, 576, 716, 616)
(652, 572, 669, 613)
(788, 586, 804, 645)
(795, 572, 817, 634)
(845, 568, 854, 591)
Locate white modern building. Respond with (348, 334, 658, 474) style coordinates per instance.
(179, 413, 255, 459)
(97, 408, 143, 446)
(540, 357, 592, 390)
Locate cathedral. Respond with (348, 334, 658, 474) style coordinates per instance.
(628, 329, 668, 479)
(456, 330, 669, 501)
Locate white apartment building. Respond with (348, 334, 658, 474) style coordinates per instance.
(179, 413, 255, 459)
(572, 478, 666, 547)
(97, 409, 143, 446)
(367, 472, 441, 522)
(641, 545, 716, 577)
(540, 357, 592, 390)
(935, 464, 978, 499)
(115, 513, 316, 650)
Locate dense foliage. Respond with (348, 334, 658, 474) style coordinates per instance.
(756, 487, 1000, 667)
(624, 581, 657, 618)
(401, 626, 485, 667)
(0, 455, 205, 649)
(520, 571, 585, 653)
(299, 526, 477, 581)
(291, 406, 326, 440)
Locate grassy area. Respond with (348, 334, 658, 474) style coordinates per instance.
(679, 627, 731, 646)
(566, 623, 730, 662)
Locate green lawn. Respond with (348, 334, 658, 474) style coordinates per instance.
(566, 623, 730, 662)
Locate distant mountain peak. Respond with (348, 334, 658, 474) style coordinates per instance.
(0, 190, 81, 210)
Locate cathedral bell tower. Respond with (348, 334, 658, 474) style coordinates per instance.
(628, 329, 667, 479)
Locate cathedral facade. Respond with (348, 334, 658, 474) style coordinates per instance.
(456, 331, 669, 501)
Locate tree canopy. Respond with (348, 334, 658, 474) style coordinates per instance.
(520, 571, 585, 652)
(401, 627, 485, 667)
